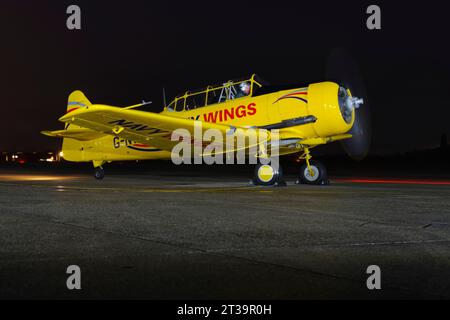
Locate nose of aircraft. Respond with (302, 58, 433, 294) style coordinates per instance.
(326, 47, 372, 161)
(338, 86, 364, 124)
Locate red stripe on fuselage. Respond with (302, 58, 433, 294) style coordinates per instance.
(66, 107, 80, 113)
(284, 92, 307, 97)
(132, 143, 151, 147)
(274, 91, 308, 104)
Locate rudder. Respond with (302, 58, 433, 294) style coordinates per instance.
(67, 90, 92, 113)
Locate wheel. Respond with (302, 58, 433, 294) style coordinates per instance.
(94, 167, 105, 180)
(253, 163, 283, 186)
(298, 161, 328, 185)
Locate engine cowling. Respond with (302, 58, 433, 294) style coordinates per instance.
(307, 82, 356, 137)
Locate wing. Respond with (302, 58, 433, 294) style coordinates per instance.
(41, 128, 107, 141)
(58, 105, 269, 153)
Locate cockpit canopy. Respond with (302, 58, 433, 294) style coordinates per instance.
(165, 74, 263, 112)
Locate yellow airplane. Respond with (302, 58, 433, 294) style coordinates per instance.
(43, 53, 371, 185)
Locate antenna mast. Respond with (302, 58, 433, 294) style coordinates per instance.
(162, 87, 167, 108)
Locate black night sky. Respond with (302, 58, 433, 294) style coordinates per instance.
(1, 0, 450, 154)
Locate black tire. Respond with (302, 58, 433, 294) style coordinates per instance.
(253, 163, 283, 186)
(94, 168, 105, 180)
(299, 161, 328, 185)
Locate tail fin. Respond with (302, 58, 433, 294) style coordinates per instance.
(66, 90, 92, 113)
(64, 90, 91, 131)
(42, 90, 105, 162)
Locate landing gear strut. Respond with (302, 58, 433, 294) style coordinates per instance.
(296, 148, 329, 185)
(93, 160, 105, 180)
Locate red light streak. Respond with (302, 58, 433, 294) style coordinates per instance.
(335, 178, 450, 186)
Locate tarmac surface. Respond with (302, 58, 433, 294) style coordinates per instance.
(0, 166, 449, 299)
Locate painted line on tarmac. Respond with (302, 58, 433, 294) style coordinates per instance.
(0, 181, 275, 193)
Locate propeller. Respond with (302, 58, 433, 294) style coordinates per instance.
(326, 48, 372, 161)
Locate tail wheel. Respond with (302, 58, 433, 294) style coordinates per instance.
(253, 163, 283, 186)
(94, 167, 105, 180)
(298, 161, 328, 185)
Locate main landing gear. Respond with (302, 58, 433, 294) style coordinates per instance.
(252, 163, 286, 187)
(251, 148, 328, 187)
(251, 143, 286, 186)
(295, 148, 329, 185)
(93, 160, 105, 180)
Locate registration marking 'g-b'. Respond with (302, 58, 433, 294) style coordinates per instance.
(108, 119, 163, 134)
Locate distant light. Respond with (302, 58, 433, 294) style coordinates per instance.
(0, 174, 79, 181)
(59, 151, 64, 158)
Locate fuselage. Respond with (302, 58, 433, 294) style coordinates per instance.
(61, 81, 354, 163)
